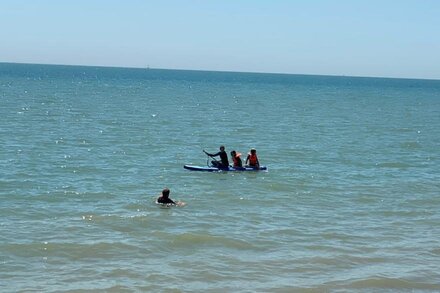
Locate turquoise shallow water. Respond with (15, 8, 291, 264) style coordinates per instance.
(1, 63, 440, 292)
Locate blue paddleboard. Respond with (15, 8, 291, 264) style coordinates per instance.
(183, 165, 267, 172)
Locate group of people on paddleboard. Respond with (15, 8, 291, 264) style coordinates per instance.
(156, 145, 261, 207)
(203, 145, 260, 169)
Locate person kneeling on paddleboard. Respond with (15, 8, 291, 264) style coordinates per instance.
(230, 150, 242, 167)
(204, 146, 229, 168)
(245, 148, 260, 168)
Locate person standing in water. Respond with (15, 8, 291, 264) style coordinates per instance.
(156, 188, 185, 206)
(203, 145, 229, 168)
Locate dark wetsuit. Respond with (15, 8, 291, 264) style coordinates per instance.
(157, 197, 176, 205)
(208, 151, 229, 167)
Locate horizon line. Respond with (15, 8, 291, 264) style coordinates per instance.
(1, 61, 439, 82)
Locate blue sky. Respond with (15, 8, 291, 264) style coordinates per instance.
(1, 0, 439, 79)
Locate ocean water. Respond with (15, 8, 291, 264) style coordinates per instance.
(1, 62, 440, 292)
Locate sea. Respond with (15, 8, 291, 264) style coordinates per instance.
(1, 62, 439, 292)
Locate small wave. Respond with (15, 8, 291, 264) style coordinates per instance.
(376, 162, 411, 168)
(1, 241, 148, 260)
(400, 141, 422, 149)
(345, 276, 440, 290)
(62, 284, 133, 293)
(171, 232, 252, 250)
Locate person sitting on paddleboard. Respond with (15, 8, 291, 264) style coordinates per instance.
(230, 150, 242, 167)
(204, 146, 229, 168)
(156, 188, 185, 206)
(245, 148, 260, 168)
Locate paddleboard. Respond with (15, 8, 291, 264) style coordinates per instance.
(183, 165, 267, 172)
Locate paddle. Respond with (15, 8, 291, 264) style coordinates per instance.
(203, 150, 219, 167)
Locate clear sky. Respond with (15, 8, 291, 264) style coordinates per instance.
(1, 0, 439, 79)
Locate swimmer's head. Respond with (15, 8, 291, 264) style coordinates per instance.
(162, 188, 170, 198)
